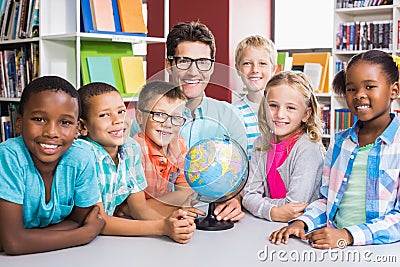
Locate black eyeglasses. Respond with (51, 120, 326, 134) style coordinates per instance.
(139, 109, 186, 126)
(167, 56, 214, 71)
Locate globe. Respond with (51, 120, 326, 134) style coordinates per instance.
(184, 136, 248, 231)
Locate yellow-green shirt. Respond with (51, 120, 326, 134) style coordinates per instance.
(334, 144, 372, 229)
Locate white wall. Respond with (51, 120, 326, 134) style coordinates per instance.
(274, 0, 334, 50)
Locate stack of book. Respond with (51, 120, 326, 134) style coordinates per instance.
(0, 0, 40, 41)
(0, 43, 38, 98)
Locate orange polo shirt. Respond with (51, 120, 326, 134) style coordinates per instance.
(133, 132, 188, 199)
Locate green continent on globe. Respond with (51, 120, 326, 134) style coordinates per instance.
(185, 138, 247, 201)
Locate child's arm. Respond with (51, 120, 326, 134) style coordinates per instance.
(0, 199, 104, 255)
(145, 183, 206, 219)
(46, 206, 99, 230)
(97, 201, 196, 243)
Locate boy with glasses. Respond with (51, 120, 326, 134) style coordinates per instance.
(78, 82, 197, 244)
(134, 81, 205, 218)
(165, 21, 247, 222)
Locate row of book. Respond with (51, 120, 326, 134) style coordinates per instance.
(81, 55, 145, 97)
(81, 0, 147, 35)
(0, 42, 39, 98)
(336, 20, 393, 52)
(0, 0, 39, 41)
(0, 102, 18, 142)
(335, 61, 348, 74)
(335, 109, 358, 132)
(336, 0, 393, 8)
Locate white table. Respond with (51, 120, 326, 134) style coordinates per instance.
(1, 212, 398, 267)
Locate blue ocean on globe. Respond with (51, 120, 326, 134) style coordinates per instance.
(184, 137, 247, 201)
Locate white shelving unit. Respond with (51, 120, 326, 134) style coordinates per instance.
(39, 0, 167, 100)
(0, 0, 168, 103)
(332, 0, 400, 139)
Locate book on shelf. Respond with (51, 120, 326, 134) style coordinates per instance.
(0, 0, 13, 40)
(7, 102, 18, 138)
(81, 0, 146, 36)
(3, 49, 17, 98)
(89, 0, 115, 32)
(320, 104, 331, 135)
(117, 0, 147, 34)
(276, 52, 288, 73)
(29, 0, 39, 37)
(303, 63, 322, 92)
(86, 56, 117, 87)
(0, 51, 7, 98)
(0, 115, 10, 142)
(292, 52, 331, 93)
(118, 56, 145, 95)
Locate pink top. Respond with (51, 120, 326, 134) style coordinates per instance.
(266, 131, 302, 198)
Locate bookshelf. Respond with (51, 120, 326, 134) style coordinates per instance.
(0, 0, 169, 142)
(332, 0, 400, 139)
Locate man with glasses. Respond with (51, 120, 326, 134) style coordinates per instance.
(165, 21, 247, 222)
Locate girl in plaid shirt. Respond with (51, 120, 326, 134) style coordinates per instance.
(270, 49, 400, 248)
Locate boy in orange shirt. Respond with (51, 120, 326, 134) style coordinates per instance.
(134, 81, 205, 218)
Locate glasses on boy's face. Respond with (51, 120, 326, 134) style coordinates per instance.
(139, 109, 186, 126)
(167, 56, 214, 71)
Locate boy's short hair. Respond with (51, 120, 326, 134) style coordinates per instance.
(19, 76, 79, 117)
(78, 82, 120, 120)
(234, 35, 277, 68)
(166, 21, 216, 59)
(137, 81, 186, 111)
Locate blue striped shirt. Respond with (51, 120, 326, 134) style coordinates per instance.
(234, 96, 261, 159)
(295, 113, 400, 245)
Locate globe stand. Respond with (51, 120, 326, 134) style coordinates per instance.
(195, 202, 234, 231)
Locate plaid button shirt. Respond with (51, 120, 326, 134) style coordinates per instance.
(78, 137, 147, 216)
(296, 113, 400, 245)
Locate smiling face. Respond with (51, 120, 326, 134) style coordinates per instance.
(138, 95, 186, 153)
(345, 62, 398, 126)
(166, 41, 213, 104)
(79, 91, 130, 156)
(18, 90, 79, 172)
(236, 46, 275, 93)
(265, 84, 311, 143)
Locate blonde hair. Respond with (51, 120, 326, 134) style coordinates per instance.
(257, 71, 324, 151)
(234, 35, 277, 69)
